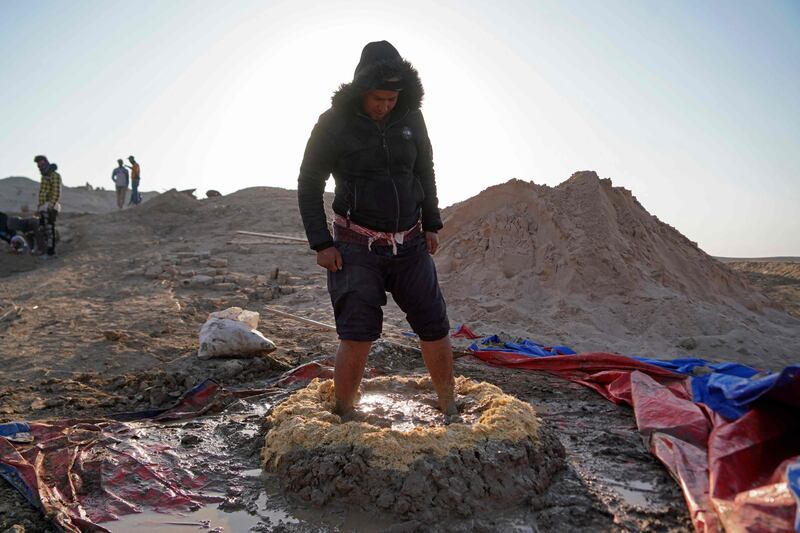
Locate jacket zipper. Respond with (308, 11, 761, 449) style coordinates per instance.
(380, 131, 401, 232)
(359, 110, 409, 233)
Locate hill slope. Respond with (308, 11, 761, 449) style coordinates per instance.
(437, 172, 799, 367)
(0, 176, 158, 214)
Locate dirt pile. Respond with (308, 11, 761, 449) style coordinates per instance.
(0, 176, 157, 214)
(437, 172, 800, 367)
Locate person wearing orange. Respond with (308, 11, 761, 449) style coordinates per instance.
(127, 155, 142, 205)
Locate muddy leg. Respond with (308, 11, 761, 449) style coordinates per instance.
(333, 340, 372, 417)
(420, 335, 458, 417)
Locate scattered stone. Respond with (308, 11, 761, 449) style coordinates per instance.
(149, 388, 169, 407)
(256, 288, 275, 301)
(102, 330, 128, 342)
(143, 266, 163, 279)
(212, 283, 237, 291)
(677, 337, 698, 351)
(208, 258, 228, 268)
(217, 360, 245, 380)
(181, 434, 203, 446)
(183, 274, 214, 287)
(206, 190, 222, 198)
(30, 398, 62, 410)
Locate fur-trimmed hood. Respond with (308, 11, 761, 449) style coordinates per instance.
(331, 41, 424, 113)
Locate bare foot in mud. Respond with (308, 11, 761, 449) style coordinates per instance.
(440, 398, 461, 424)
(333, 403, 355, 421)
(335, 408, 393, 427)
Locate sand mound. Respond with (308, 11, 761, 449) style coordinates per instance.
(437, 172, 799, 368)
(134, 188, 198, 215)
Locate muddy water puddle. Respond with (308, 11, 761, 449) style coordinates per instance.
(111, 490, 400, 533)
(101, 392, 402, 532)
(354, 381, 479, 430)
(606, 478, 659, 507)
(355, 391, 477, 430)
(110, 496, 278, 532)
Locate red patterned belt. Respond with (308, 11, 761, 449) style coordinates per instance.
(332, 214, 422, 254)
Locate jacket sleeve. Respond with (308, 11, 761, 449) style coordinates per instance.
(298, 111, 338, 251)
(413, 112, 443, 232)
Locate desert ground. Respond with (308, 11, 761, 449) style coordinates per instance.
(0, 174, 797, 532)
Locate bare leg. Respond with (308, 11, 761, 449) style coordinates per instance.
(420, 336, 458, 416)
(333, 339, 372, 417)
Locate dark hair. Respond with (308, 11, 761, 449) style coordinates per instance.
(117, 159, 124, 165)
(33, 155, 49, 164)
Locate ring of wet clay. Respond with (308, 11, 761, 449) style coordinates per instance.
(261, 376, 565, 520)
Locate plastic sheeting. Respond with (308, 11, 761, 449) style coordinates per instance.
(469, 335, 800, 532)
(2, 339, 797, 532)
(0, 363, 329, 533)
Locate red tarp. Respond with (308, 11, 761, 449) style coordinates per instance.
(0, 360, 359, 532)
(472, 349, 800, 532)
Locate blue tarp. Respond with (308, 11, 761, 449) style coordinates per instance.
(0, 422, 29, 438)
(467, 333, 799, 421)
(469, 335, 577, 356)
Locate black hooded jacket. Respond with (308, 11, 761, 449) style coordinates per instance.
(297, 41, 443, 251)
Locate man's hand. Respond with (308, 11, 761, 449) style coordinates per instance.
(317, 246, 343, 272)
(425, 231, 439, 255)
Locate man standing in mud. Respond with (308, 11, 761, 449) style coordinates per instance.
(297, 41, 457, 419)
(34, 155, 61, 257)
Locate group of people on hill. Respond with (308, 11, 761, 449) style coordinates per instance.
(111, 155, 142, 209)
(1, 154, 145, 258)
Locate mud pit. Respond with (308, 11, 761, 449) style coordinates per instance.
(262, 376, 566, 521)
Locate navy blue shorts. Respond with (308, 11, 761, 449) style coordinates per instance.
(327, 234, 450, 342)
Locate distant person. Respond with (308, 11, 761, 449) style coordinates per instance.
(0, 211, 45, 253)
(33, 155, 61, 256)
(126, 155, 142, 205)
(111, 159, 129, 209)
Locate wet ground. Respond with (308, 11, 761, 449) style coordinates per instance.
(1, 342, 692, 532)
(351, 378, 481, 430)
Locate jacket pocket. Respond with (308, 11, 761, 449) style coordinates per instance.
(413, 178, 426, 202)
(352, 178, 397, 224)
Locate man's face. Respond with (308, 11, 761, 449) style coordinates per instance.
(36, 160, 48, 174)
(363, 89, 399, 121)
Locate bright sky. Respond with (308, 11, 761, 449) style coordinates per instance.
(1, 0, 798, 257)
